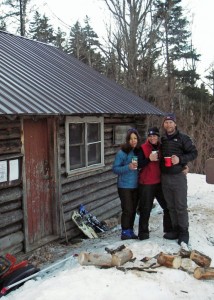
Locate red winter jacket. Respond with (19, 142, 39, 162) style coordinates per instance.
(138, 140, 161, 185)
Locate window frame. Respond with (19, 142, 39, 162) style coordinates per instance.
(65, 116, 104, 175)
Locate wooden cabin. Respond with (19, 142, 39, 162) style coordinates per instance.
(0, 31, 164, 254)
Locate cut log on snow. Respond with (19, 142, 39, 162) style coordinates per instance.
(157, 252, 181, 269)
(111, 248, 133, 267)
(78, 252, 112, 267)
(190, 250, 211, 268)
(78, 248, 133, 267)
(180, 258, 198, 274)
(193, 267, 214, 280)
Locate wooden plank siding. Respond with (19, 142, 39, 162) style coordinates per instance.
(0, 114, 147, 254)
(59, 115, 147, 239)
(0, 117, 24, 255)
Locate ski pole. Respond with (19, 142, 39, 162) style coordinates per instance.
(0, 255, 74, 296)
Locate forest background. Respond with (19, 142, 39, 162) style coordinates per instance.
(1, 0, 213, 174)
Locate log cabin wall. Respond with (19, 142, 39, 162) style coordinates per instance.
(59, 114, 147, 238)
(0, 116, 24, 255)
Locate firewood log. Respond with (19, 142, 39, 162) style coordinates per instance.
(193, 267, 214, 280)
(78, 252, 112, 267)
(78, 248, 133, 267)
(111, 248, 133, 267)
(190, 250, 211, 267)
(157, 252, 181, 269)
(180, 258, 198, 274)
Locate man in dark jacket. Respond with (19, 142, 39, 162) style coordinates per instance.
(160, 114, 198, 246)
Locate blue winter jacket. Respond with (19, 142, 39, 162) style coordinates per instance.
(112, 149, 138, 189)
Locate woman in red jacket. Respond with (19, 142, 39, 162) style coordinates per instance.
(138, 127, 172, 240)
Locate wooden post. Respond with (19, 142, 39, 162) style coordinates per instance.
(157, 252, 181, 269)
(190, 250, 211, 267)
(194, 267, 214, 280)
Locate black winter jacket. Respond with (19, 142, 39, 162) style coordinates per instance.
(160, 130, 198, 174)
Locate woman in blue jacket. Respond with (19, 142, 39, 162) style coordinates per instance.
(112, 128, 141, 240)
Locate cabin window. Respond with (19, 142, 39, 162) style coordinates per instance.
(113, 125, 133, 145)
(65, 116, 104, 174)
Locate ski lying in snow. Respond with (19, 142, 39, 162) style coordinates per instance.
(78, 204, 109, 233)
(72, 210, 98, 238)
(0, 255, 74, 297)
(0, 264, 39, 298)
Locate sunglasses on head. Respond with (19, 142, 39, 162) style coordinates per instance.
(127, 128, 138, 133)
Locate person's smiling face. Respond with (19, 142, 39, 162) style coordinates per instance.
(129, 133, 138, 148)
(163, 120, 176, 135)
(148, 135, 158, 145)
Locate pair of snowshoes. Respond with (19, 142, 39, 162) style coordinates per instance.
(72, 204, 109, 239)
(79, 204, 109, 233)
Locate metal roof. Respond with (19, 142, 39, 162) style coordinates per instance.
(0, 31, 164, 116)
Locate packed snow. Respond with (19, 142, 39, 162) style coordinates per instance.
(2, 173, 214, 300)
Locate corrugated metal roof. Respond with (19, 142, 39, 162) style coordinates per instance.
(0, 31, 164, 116)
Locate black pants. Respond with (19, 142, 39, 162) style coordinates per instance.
(138, 183, 172, 235)
(161, 173, 189, 236)
(118, 188, 138, 230)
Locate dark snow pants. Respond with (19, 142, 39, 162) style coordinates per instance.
(118, 188, 138, 230)
(138, 183, 172, 235)
(161, 172, 189, 241)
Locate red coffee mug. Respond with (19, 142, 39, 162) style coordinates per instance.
(164, 157, 172, 167)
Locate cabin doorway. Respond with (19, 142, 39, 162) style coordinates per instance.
(23, 118, 58, 251)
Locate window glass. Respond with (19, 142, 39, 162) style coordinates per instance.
(88, 143, 101, 165)
(66, 116, 104, 174)
(69, 123, 84, 144)
(69, 145, 85, 170)
(87, 123, 100, 143)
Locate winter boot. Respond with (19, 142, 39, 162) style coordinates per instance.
(121, 229, 138, 240)
(138, 232, 149, 240)
(178, 231, 189, 245)
(163, 231, 179, 240)
(121, 229, 132, 240)
(129, 229, 138, 239)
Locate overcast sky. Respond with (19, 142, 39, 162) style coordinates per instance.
(36, 0, 214, 78)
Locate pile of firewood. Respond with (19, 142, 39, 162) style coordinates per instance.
(78, 245, 214, 280)
(157, 249, 213, 280)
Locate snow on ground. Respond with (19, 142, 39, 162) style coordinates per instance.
(2, 173, 214, 300)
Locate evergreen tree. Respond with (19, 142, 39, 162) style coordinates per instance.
(53, 27, 66, 50)
(29, 11, 55, 44)
(205, 66, 214, 97)
(0, 20, 7, 31)
(154, 0, 200, 109)
(67, 17, 104, 72)
(67, 21, 85, 59)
